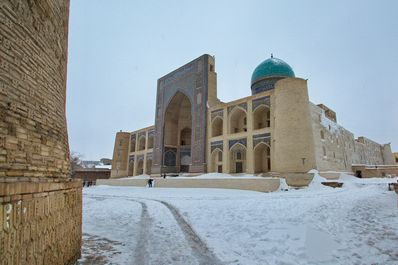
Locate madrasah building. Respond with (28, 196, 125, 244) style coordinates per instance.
(111, 54, 395, 178)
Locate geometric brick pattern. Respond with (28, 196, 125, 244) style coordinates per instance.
(0, 1, 71, 179)
(0, 1, 82, 264)
(0, 179, 82, 265)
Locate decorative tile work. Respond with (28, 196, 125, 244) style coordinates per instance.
(164, 148, 177, 167)
(253, 133, 271, 148)
(228, 102, 247, 114)
(129, 155, 135, 163)
(229, 138, 247, 149)
(130, 134, 136, 142)
(211, 109, 224, 120)
(152, 55, 210, 173)
(211, 140, 223, 152)
(138, 131, 146, 138)
(252, 96, 270, 111)
(251, 77, 282, 95)
(137, 155, 145, 162)
(148, 130, 155, 137)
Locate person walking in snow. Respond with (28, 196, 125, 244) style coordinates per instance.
(147, 178, 153, 188)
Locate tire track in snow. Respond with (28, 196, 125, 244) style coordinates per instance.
(154, 200, 224, 265)
(86, 194, 223, 264)
(133, 201, 151, 265)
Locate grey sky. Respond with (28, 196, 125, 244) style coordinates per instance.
(66, 0, 398, 160)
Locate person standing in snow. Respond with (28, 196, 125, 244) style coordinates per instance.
(147, 178, 153, 188)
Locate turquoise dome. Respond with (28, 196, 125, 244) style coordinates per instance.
(251, 56, 295, 84)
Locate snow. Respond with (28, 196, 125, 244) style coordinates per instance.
(94, 164, 112, 169)
(78, 173, 398, 265)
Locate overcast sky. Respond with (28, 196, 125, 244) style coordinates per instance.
(66, 0, 398, 160)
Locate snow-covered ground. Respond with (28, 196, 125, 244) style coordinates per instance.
(78, 174, 398, 265)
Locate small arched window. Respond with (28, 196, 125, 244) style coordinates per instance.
(320, 130, 325, 140)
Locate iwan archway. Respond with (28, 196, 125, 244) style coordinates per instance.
(163, 91, 192, 173)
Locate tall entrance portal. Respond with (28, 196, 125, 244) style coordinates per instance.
(163, 92, 192, 173)
(151, 54, 217, 175)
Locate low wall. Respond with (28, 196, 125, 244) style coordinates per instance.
(352, 165, 398, 178)
(97, 178, 280, 192)
(73, 169, 111, 185)
(319, 172, 342, 180)
(283, 173, 314, 187)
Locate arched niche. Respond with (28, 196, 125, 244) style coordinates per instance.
(253, 142, 271, 173)
(229, 107, 247, 134)
(253, 105, 270, 130)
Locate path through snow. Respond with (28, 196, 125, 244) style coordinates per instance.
(78, 175, 398, 265)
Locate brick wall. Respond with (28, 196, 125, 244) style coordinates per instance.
(0, 1, 82, 264)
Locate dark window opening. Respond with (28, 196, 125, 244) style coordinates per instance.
(236, 152, 242, 160)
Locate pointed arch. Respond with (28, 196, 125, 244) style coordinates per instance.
(252, 104, 270, 130)
(138, 135, 146, 151)
(253, 142, 271, 173)
(164, 91, 192, 147)
(211, 116, 223, 137)
(229, 143, 247, 173)
(229, 107, 247, 134)
(210, 148, 223, 173)
(180, 127, 192, 146)
(146, 158, 152, 175)
(136, 160, 144, 175)
(147, 135, 154, 149)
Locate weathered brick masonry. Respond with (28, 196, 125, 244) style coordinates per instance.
(0, 1, 82, 264)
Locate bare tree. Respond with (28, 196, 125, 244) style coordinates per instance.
(70, 151, 83, 175)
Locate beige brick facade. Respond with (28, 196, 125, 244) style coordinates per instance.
(1, 1, 82, 264)
(111, 55, 395, 178)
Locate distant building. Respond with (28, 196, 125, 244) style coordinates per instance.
(72, 168, 110, 186)
(100, 158, 112, 165)
(111, 54, 395, 178)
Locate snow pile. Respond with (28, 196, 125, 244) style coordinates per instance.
(307, 171, 330, 191)
(279, 177, 290, 191)
(339, 173, 398, 185)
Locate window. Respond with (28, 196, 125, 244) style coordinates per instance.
(323, 147, 327, 157)
(320, 130, 325, 139)
(333, 152, 336, 158)
(218, 152, 222, 162)
(243, 117, 247, 125)
(210, 64, 214, 72)
(236, 151, 242, 160)
(119, 140, 123, 146)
